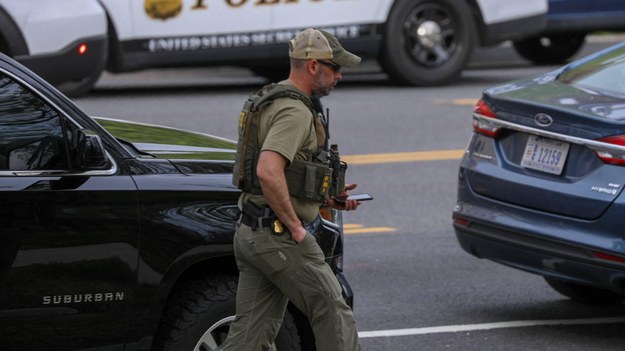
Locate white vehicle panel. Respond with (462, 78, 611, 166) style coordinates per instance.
(0, 0, 106, 55)
(102, 0, 393, 41)
(477, 0, 547, 24)
(98, 0, 134, 40)
(272, 0, 390, 29)
(103, 0, 272, 40)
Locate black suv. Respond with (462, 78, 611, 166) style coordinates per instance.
(0, 53, 351, 351)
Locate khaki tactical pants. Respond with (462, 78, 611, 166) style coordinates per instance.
(224, 221, 360, 351)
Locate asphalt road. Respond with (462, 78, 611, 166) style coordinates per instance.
(74, 36, 625, 350)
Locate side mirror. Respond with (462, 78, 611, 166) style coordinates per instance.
(75, 129, 109, 170)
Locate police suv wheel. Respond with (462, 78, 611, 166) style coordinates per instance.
(153, 275, 302, 351)
(379, 0, 475, 86)
(512, 33, 586, 65)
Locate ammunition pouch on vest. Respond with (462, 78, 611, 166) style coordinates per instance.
(284, 158, 333, 202)
(232, 83, 346, 203)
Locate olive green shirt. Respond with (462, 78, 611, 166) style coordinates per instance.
(240, 81, 320, 223)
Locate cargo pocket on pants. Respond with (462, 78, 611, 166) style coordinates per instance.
(305, 260, 342, 298)
(250, 238, 291, 274)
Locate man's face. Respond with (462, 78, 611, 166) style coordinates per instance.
(311, 60, 342, 97)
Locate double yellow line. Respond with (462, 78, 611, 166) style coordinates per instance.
(341, 97, 474, 165)
(341, 97, 474, 234)
(344, 224, 396, 235)
(342, 149, 464, 165)
(342, 148, 465, 235)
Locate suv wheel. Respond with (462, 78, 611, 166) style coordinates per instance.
(153, 275, 303, 350)
(379, 0, 476, 86)
(544, 277, 625, 305)
(513, 33, 586, 65)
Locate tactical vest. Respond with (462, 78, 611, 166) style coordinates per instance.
(232, 83, 346, 203)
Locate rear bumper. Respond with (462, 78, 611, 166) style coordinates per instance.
(14, 35, 107, 85)
(453, 220, 625, 294)
(453, 157, 625, 294)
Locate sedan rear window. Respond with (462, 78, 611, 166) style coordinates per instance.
(558, 45, 625, 97)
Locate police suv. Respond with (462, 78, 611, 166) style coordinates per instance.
(0, 0, 547, 95)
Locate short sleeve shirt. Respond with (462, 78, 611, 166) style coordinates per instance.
(241, 81, 320, 223)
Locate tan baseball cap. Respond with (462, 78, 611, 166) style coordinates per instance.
(289, 28, 361, 67)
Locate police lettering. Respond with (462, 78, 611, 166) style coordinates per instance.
(147, 26, 361, 53)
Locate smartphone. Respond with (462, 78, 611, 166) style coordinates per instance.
(334, 193, 374, 202)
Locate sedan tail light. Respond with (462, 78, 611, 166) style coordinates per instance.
(472, 99, 500, 137)
(595, 135, 625, 166)
(593, 251, 625, 264)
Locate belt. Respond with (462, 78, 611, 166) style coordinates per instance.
(239, 202, 322, 234)
(240, 201, 277, 231)
(240, 212, 275, 231)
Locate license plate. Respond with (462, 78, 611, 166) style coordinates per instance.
(521, 136, 570, 175)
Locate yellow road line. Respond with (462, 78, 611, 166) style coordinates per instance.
(344, 224, 363, 229)
(342, 149, 464, 165)
(344, 227, 396, 234)
(433, 98, 479, 106)
(344, 223, 396, 235)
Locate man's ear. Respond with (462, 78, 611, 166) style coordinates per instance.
(306, 59, 320, 75)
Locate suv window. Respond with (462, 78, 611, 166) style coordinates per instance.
(0, 72, 69, 171)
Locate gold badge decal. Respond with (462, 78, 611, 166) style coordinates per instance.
(145, 0, 183, 21)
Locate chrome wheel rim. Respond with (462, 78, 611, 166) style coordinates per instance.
(403, 3, 459, 68)
(194, 315, 278, 351)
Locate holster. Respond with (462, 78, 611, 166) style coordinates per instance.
(240, 201, 275, 231)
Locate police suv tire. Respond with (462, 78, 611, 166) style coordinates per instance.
(544, 277, 625, 305)
(153, 274, 302, 351)
(379, 0, 476, 86)
(512, 33, 586, 65)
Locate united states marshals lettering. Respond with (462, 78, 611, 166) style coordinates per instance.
(147, 26, 365, 53)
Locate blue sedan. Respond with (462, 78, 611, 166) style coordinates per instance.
(454, 41, 625, 304)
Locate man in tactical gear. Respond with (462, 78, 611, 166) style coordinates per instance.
(223, 28, 362, 351)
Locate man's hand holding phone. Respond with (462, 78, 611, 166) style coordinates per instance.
(326, 183, 372, 211)
(334, 193, 374, 203)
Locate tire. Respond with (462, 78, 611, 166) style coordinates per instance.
(513, 33, 586, 65)
(379, 0, 476, 86)
(544, 277, 625, 305)
(153, 275, 302, 351)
